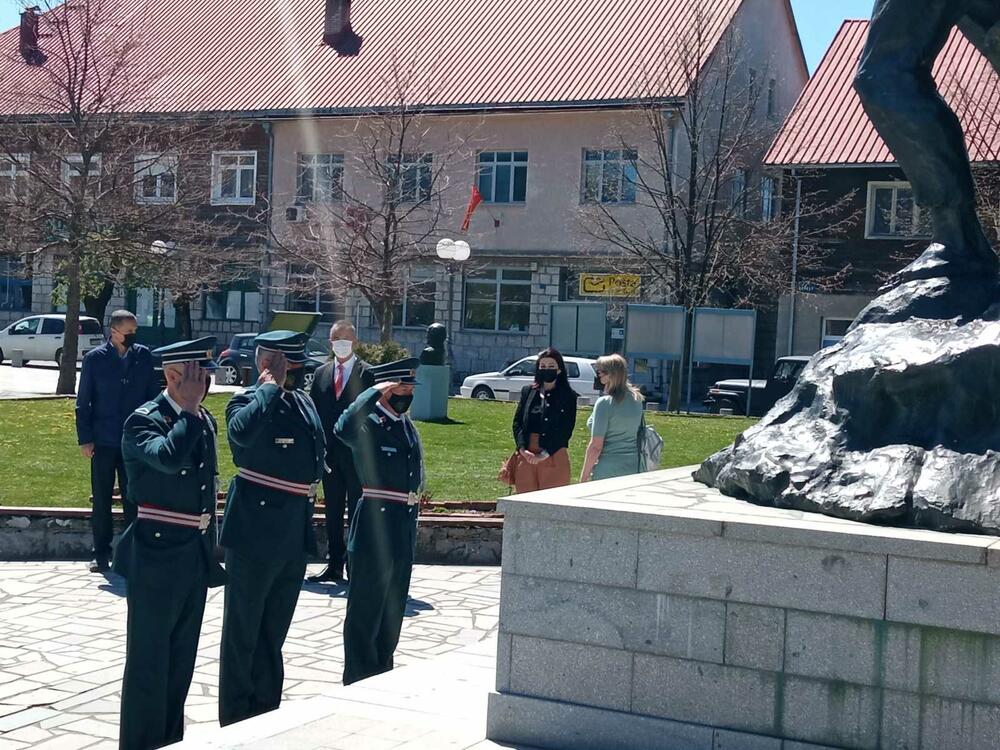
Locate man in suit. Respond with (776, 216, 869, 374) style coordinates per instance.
(306, 320, 374, 584)
(76, 309, 159, 572)
(114, 337, 226, 750)
(219, 331, 325, 726)
(334, 357, 424, 685)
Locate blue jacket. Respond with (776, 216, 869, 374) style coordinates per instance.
(75, 341, 159, 447)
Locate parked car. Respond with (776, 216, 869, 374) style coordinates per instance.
(703, 355, 810, 416)
(216, 333, 330, 389)
(0, 314, 104, 366)
(460, 355, 602, 405)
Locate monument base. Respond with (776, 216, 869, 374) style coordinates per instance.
(411, 364, 450, 421)
(488, 468, 1000, 750)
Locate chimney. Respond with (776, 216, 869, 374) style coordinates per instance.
(323, 0, 363, 57)
(19, 7, 47, 66)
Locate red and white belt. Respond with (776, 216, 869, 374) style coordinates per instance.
(138, 504, 212, 531)
(363, 487, 420, 506)
(238, 468, 318, 498)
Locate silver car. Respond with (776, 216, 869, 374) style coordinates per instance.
(0, 314, 104, 366)
(460, 355, 601, 405)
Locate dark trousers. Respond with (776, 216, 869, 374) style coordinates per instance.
(91, 446, 136, 562)
(219, 549, 307, 726)
(119, 569, 207, 750)
(342, 500, 417, 685)
(321, 450, 362, 573)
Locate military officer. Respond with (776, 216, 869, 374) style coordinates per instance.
(114, 337, 225, 750)
(218, 330, 325, 726)
(334, 357, 425, 685)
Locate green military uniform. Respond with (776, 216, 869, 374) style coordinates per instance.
(218, 331, 325, 726)
(335, 358, 425, 685)
(114, 338, 225, 750)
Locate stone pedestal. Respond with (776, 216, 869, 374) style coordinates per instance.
(412, 364, 450, 422)
(487, 467, 1000, 750)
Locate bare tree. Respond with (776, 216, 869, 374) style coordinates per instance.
(265, 58, 476, 343)
(0, 1, 255, 393)
(579, 8, 852, 409)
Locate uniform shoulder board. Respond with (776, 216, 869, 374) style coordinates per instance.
(134, 404, 153, 415)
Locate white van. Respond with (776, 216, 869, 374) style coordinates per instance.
(0, 314, 104, 365)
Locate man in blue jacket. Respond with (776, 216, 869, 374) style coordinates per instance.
(75, 310, 158, 573)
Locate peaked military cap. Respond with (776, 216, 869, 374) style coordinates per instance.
(254, 330, 308, 363)
(153, 336, 218, 369)
(370, 357, 421, 385)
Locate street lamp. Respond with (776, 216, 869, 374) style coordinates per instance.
(436, 238, 472, 363)
(150, 241, 175, 345)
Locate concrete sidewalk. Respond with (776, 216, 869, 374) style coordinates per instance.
(0, 362, 240, 399)
(175, 636, 537, 750)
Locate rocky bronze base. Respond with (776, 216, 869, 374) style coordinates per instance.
(695, 273, 1000, 535)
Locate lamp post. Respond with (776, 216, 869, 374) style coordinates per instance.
(150, 241, 173, 346)
(436, 238, 471, 365)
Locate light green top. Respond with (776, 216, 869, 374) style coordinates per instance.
(587, 393, 644, 480)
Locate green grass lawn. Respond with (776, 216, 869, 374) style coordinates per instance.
(0, 395, 755, 507)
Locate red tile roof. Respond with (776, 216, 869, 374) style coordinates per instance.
(0, 0, 751, 116)
(766, 20, 1000, 167)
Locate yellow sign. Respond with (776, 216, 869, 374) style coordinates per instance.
(578, 273, 641, 298)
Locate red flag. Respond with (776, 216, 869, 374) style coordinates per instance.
(461, 185, 483, 232)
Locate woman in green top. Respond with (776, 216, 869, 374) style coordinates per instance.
(581, 354, 645, 482)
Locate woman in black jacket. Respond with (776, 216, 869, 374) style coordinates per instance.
(511, 347, 578, 492)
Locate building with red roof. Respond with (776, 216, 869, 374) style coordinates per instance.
(0, 0, 808, 388)
(765, 19, 1000, 357)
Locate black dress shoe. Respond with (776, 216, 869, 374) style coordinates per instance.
(89, 559, 109, 573)
(306, 566, 344, 583)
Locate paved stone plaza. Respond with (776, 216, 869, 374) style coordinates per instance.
(0, 562, 500, 749)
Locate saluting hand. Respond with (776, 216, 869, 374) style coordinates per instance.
(258, 352, 288, 388)
(176, 361, 207, 414)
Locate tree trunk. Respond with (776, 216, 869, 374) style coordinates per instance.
(174, 298, 193, 339)
(376, 300, 394, 343)
(56, 258, 82, 395)
(667, 309, 694, 413)
(83, 279, 115, 323)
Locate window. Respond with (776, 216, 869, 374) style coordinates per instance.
(504, 358, 536, 376)
(582, 149, 638, 204)
(80, 319, 103, 335)
(133, 287, 176, 328)
(392, 267, 437, 328)
(297, 153, 344, 203)
(135, 154, 178, 204)
(41, 318, 65, 334)
(9, 317, 39, 335)
(307, 338, 330, 359)
(821, 318, 852, 349)
(62, 153, 101, 194)
(0, 257, 31, 311)
(389, 153, 432, 203)
(761, 176, 776, 222)
(478, 151, 528, 203)
(212, 151, 257, 205)
(203, 281, 261, 322)
(463, 268, 531, 332)
(767, 78, 777, 118)
(866, 182, 931, 239)
(0, 154, 29, 196)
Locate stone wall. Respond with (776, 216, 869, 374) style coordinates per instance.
(0, 510, 501, 566)
(487, 468, 1000, 750)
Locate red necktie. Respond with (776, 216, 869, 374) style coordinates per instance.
(334, 364, 344, 399)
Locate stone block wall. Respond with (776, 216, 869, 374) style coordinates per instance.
(488, 468, 1000, 750)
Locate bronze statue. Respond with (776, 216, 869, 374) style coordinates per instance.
(418, 323, 447, 366)
(695, 3, 1000, 535)
(855, 0, 1000, 288)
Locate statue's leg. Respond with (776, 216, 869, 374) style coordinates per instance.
(855, 0, 997, 282)
(958, 2, 1000, 76)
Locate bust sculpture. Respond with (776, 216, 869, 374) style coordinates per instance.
(418, 323, 448, 366)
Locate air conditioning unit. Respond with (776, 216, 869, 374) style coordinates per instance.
(286, 205, 307, 223)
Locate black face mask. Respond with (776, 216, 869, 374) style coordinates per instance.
(116, 331, 136, 349)
(535, 369, 559, 384)
(388, 393, 413, 414)
(283, 370, 305, 391)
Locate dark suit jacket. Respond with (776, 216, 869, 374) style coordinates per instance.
(311, 357, 375, 457)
